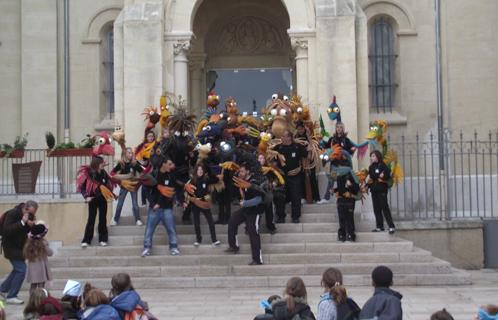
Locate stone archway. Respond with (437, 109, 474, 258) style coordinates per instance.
(188, 0, 295, 113)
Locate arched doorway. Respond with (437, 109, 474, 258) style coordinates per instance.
(189, 0, 294, 113)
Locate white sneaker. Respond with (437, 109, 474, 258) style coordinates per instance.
(212, 240, 221, 246)
(81, 242, 89, 248)
(141, 248, 150, 257)
(136, 220, 143, 226)
(193, 242, 200, 247)
(99, 242, 108, 247)
(110, 219, 117, 226)
(6, 297, 24, 304)
(170, 248, 181, 256)
(317, 199, 330, 205)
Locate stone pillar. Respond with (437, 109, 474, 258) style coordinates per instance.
(173, 39, 191, 106)
(189, 54, 206, 116)
(113, 1, 164, 147)
(291, 38, 309, 103)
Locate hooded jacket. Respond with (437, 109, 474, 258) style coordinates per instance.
(109, 290, 146, 319)
(78, 305, 120, 320)
(359, 287, 402, 320)
(271, 297, 316, 320)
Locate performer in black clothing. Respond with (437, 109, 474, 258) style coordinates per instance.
(367, 150, 396, 234)
(273, 130, 308, 223)
(185, 164, 220, 246)
(225, 163, 265, 265)
(334, 172, 360, 242)
(295, 122, 320, 203)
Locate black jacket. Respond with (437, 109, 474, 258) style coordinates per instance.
(359, 287, 402, 320)
(335, 172, 360, 203)
(368, 162, 391, 193)
(2, 204, 31, 260)
(271, 298, 316, 320)
(112, 161, 143, 175)
(274, 143, 307, 175)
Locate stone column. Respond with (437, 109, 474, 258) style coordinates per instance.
(189, 54, 206, 116)
(291, 38, 309, 103)
(173, 39, 191, 106)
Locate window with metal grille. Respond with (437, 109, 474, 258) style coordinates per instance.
(102, 28, 114, 118)
(369, 17, 397, 113)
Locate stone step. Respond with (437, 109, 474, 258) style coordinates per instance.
(45, 269, 471, 291)
(49, 249, 434, 268)
(50, 260, 453, 280)
(108, 222, 377, 235)
(105, 232, 398, 246)
(118, 211, 361, 225)
(57, 240, 414, 257)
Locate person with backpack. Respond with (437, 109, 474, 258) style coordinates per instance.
(359, 265, 403, 320)
(317, 267, 360, 320)
(0, 200, 38, 304)
(367, 150, 396, 234)
(271, 277, 316, 320)
(108, 273, 155, 320)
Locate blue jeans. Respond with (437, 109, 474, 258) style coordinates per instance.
(0, 259, 26, 298)
(143, 207, 178, 249)
(114, 188, 140, 222)
(323, 179, 334, 200)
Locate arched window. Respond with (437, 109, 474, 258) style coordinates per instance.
(101, 25, 114, 119)
(369, 17, 397, 113)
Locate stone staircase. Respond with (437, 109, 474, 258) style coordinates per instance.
(49, 204, 471, 290)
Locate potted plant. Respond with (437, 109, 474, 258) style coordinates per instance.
(46, 132, 95, 157)
(0, 133, 28, 158)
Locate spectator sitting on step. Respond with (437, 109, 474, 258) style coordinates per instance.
(431, 308, 454, 320)
(23, 287, 49, 320)
(271, 277, 316, 320)
(473, 304, 498, 320)
(254, 294, 281, 320)
(359, 265, 402, 320)
(78, 283, 120, 320)
(38, 295, 63, 320)
(317, 267, 360, 320)
(60, 280, 82, 320)
(109, 273, 150, 319)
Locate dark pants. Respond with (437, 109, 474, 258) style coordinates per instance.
(337, 200, 356, 238)
(192, 206, 217, 243)
(276, 175, 301, 221)
(216, 188, 232, 224)
(227, 208, 262, 263)
(371, 192, 395, 229)
(82, 196, 108, 244)
(141, 185, 149, 206)
(302, 168, 321, 202)
(264, 202, 276, 232)
(0, 259, 26, 298)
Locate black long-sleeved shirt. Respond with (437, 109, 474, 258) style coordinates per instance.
(368, 161, 391, 193)
(112, 161, 143, 175)
(334, 172, 360, 203)
(274, 143, 307, 175)
(147, 170, 179, 209)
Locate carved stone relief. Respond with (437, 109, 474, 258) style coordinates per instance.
(206, 16, 290, 56)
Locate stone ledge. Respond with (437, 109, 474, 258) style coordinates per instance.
(395, 219, 483, 231)
(370, 110, 408, 125)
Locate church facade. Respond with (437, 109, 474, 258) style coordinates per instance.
(1, 0, 497, 148)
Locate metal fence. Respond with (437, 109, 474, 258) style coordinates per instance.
(387, 131, 498, 220)
(0, 150, 114, 200)
(1, 132, 498, 220)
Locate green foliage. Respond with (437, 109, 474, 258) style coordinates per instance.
(79, 134, 96, 149)
(54, 142, 76, 150)
(13, 133, 28, 150)
(45, 132, 56, 149)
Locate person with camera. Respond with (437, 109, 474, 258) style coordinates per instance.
(0, 200, 38, 304)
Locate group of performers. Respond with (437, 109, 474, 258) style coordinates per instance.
(76, 92, 403, 266)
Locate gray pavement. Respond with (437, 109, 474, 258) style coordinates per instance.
(3, 269, 497, 319)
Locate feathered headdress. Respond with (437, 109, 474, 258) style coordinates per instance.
(168, 105, 196, 135)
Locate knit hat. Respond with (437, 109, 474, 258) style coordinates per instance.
(28, 223, 48, 240)
(371, 265, 393, 287)
(37, 296, 62, 315)
(62, 280, 82, 297)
